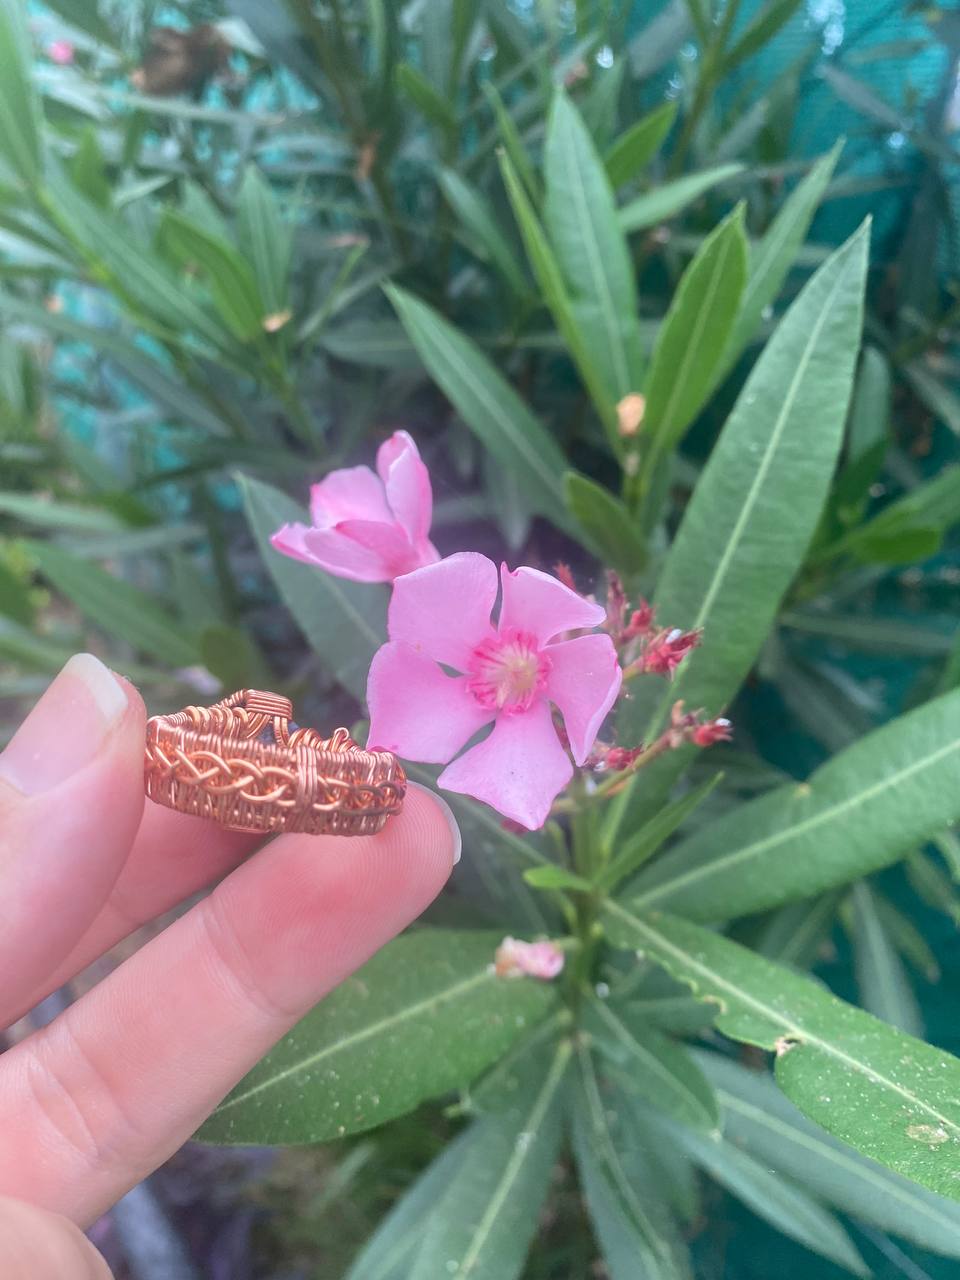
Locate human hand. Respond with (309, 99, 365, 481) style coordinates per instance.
(0, 655, 458, 1277)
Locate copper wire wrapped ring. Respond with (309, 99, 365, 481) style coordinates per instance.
(144, 689, 405, 836)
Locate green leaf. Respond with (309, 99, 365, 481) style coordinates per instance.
(498, 146, 619, 446)
(722, 0, 805, 72)
(563, 472, 647, 575)
(0, 0, 41, 184)
(543, 90, 644, 404)
(597, 774, 720, 892)
(199, 623, 271, 694)
(439, 168, 528, 298)
(872, 891, 940, 981)
(848, 343, 891, 463)
(407, 1039, 570, 1280)
(397, 62, 456, 134)
(482, 81, 540, 202)
(618, 165, 744, 233)
(237, 165, 292, 314)
(657, 1112, 867, 1275)
(22, 540, 199, 667)
(573, 1051, 693, 1280)
(848, 881, 924, 1036)
(0, 492, 127, 533)
(0, 616, 78, 673)
(586, 999, 719, 1132)
(386, 284, 573, 531)
(321, 319, 419, 369)
(0, 296, 234, 437)
(904, 359, 960, 438)
(68, 128, 110, 208)
(344, 1131, 474, 1280)
(720, 142, 842, 377)
(835, 467, 960, 565)
(605, 101, 678, 189)
(755, 890, 845, 968)
(698, 1051, 960, 1260)
(237, 474, 386, 701)
(522, 865, 592, 891)
(200, 930, 557, 1145)
(629, 687, 960, 921)
(44, 173, 233, 354)
(640, 204, 748, 474)
(0, 556, 32, 625)
(603, 907, 960, 1201)
(160, 210, 265, 343)
(620, 221, 870, 752)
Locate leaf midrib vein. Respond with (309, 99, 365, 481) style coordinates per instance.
(593, 999, 709, 1124)
(216, 969, 490, 1113)
(634, 732, 960, 908)
(456, 1043, 568, 1273)
(607, 904, 960, 1140)
(649, 226, 736, 448)
(716, 1086, 960, 1236)
(560, 124, 631, 396)
(644, 240, 860, 742)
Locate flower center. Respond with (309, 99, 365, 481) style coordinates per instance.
(466, 629, 550, 714)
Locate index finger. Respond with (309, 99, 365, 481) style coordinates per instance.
(0, 784, 459, 1225)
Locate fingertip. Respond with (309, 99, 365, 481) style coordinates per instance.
(403, 780, 462, 867)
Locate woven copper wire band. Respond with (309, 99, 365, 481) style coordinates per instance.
(144, 688, 405, 836)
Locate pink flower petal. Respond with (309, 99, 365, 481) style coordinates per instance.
(545, 634, 622, 766)
(376, 431, 433, 544)
(367, 642, 493, 763)
(413, 536, 442, 570)
(270, 522, 314, 564)
(335, 519, 419, 578)
(388, 552, 498, 671)
(438, 698, 572, 829)
(494, 937, 565, 980)
(499, 565, 606, 646)
(309, 465, 391, 527)
(271, 524, 394, 582)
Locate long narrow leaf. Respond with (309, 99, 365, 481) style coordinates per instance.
(603, 907, 960, 1201)
(628, 686, 960, 921)
(200, 930, 556, 1145)
(387, 284, 572, 530)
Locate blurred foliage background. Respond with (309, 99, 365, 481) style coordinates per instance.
(2, 0, 960, 1276)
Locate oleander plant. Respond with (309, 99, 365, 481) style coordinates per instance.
(2, 0, 960, 1276)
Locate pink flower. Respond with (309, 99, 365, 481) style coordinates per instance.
(47, 39, 75, 64)
(271, 431, 439, 583)
(366, 553, 622, 828)
(494, 937, 565, 980)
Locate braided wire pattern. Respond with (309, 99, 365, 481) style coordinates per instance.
(144, 689, 405, 836)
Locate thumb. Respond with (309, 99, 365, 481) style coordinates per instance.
(0, 1196, 112, 1279)
(0, 655, 145, 1027)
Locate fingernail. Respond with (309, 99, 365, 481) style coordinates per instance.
(407, 781, 462, 865)
(0, 653, 128, 796)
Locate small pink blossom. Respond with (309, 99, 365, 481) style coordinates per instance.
(665, 700, 733, 749)
(691, 716, 733, 747)
(46, 39, 75, 65)
(366, 553, 622, 828)
(628, 625, 701, 678)
(603, 745, 644, 771)
(271, 430, 439, 583)
(494, 936, 565, 980)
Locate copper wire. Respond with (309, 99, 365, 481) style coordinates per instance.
(144, 689, 405, 836)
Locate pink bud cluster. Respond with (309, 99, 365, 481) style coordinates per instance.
(494, 936, 565, 980)
(603, 573, 701, 679)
